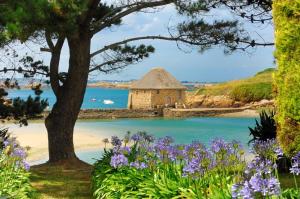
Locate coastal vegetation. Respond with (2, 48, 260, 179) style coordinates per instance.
(0, 129, 34, 198)
(92, 133, 300, 198)
(273, 0, 300, 156)
(248, 110, 276, 144)
(196, 68, 275, 103)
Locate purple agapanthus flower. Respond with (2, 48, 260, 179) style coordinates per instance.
(111, 136, 122, 147)
(3, 140, 10, 148)
(117, 146, 131, 154)
(145, 134, 155, 143)
(23, 160, 30, 171)
(245, 157, 276, 175)
(110, 154, 128, 168)
(12, 148, 26, 158)
(251, 139, 283, 159)
(211, 138, 233, 154)
(290, 152, 300, 175)
(239, 181, 253, 199)
(130, 161, 148, 169)
(231, 183, 240, 198)
(131, 134, 141, 142)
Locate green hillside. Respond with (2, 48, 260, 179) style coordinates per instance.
(196, 68, 275, 102)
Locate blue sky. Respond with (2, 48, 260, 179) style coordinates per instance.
(18, 4, 275, 83)
(87, 5, 275, 82)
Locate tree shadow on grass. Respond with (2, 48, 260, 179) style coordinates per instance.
(30, 160, 93, 199)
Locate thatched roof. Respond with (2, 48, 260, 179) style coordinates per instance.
(131, 67, 186, 90)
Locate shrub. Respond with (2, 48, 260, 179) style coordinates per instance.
(0, 131, 34, 198)
(92, 133, 300, 199)
(273, 0, 300, 156)
(248, 110, 276, 144)
(229, 82, 272, 102)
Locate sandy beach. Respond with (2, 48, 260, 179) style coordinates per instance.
(216, 109, 259, 117)
(6, 122, 106, 164)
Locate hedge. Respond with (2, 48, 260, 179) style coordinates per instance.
(273, 0, 300, 156)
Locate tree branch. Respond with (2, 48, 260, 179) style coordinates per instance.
(45, 31, 54, 51)
(49, 36, 65, 97)
(90, 35, 199, 58)
(90, 35, 274, 58)
(0, 68, 48, 76)
(91, 0, 172, 34)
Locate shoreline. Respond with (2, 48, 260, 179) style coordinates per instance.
(8, 124, 108, 165)
(39, 107, 260, 120)
(5, 109, 259, 164)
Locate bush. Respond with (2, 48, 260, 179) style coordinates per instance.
(0, 131, 34, 198)
(92, 133, 300, 199)
(229, 82, 272, 102)
(248, 110, 276, 144)
(273, 0, 300, 156)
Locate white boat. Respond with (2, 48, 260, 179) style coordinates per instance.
(103, 99, 114, 105)
(91, 98, 97, 102)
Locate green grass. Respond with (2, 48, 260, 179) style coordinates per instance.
(30, 161, 92, 199)
(280, 173, 300, 190)
(196, 68, 275, 102)
(28, 162, 297, 198)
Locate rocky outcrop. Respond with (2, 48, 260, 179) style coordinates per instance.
(186, 93, 274, 109)
(163, 107, 249, 118)
(186, 94, 237, 108)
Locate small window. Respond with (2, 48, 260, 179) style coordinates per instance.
(135, 91, 138, 94)
(156, 90, 160, 94)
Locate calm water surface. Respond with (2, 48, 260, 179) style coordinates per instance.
(74, 117, 255, 164)
(8, 87, 129, 109)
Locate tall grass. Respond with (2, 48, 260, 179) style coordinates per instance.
(196, 68, 275, 102)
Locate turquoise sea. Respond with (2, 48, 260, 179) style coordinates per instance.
(75, 117, 255, 164)
(8, 87, 129, 109)
(8, 88, 257, 165)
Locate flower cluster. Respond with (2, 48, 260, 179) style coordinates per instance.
(102, 134, 300, 199)
(232, 139, 282, 198)
(108, 133, 245, 178)
(1, 137, 30, 171)
(290, 152, 300, 175)
(251, 139, 283, 159)
(109, 132, 156, 169)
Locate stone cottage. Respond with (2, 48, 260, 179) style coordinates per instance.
(128, 67, 187, 109)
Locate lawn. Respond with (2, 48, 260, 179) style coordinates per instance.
(30, 161, 92, 199)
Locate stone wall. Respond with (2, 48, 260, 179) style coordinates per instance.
(128, 89, 186, 109)
(128, 89, 152, 109)
(150, 89, 186, 108)
(77, 109, 163, 119)
(40, 107, 249, 120)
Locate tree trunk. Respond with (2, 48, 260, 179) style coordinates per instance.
(45, 33, 91, 163)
